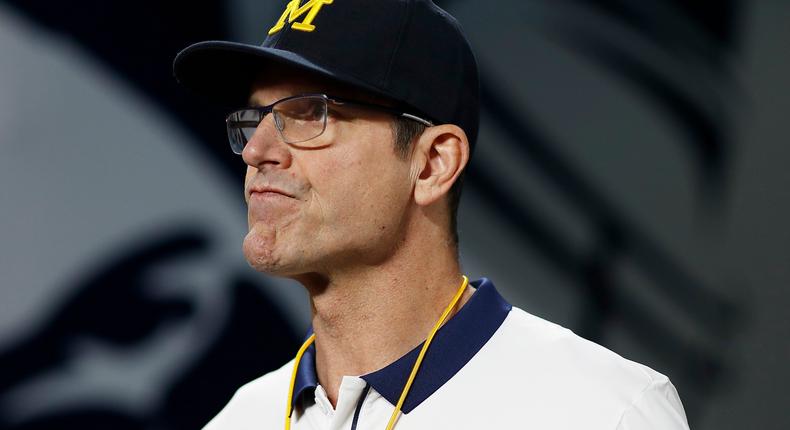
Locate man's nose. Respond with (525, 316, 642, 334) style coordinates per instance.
(241, 114, 293, 169)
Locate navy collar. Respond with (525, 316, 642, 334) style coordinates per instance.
(292, 278, 512, 413)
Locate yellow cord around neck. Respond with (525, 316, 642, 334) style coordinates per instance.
(284, 275, 470, 430)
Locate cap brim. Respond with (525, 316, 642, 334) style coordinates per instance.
(173, 41, 390, 108)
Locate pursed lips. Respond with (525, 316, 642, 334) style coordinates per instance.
(246, 185, 300, 221)
(246, 186, 296, 202)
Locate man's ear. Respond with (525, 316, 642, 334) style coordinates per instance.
(412, 124, 470, 206)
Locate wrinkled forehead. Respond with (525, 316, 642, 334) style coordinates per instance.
(247, 63, 393, 107)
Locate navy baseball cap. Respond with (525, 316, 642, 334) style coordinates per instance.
(172, 0, 480, 147)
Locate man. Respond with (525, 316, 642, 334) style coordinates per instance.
(173, 0, 690, 428)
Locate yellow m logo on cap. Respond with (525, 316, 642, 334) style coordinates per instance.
(268, 0, 334, 36)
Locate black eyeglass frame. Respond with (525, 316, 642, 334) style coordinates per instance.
(225, 93, 435, 154)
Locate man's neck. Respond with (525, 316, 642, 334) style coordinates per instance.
(295, 234, 473, 408)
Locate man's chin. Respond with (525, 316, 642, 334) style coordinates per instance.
(243, 227, 307, 277)
(242, 227, 283, 273)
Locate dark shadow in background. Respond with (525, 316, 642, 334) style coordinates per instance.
(0, 228, 299, 429)
(0, 0, 743, 427)
(0, 231, 202, 393)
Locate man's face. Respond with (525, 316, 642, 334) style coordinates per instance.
(242, 71, 416, 278)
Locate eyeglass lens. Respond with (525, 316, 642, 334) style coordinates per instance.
(226, 96, 329, 154)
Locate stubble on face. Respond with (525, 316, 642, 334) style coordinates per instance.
(242, 138, 412, 279)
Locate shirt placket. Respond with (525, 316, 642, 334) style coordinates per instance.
(304, 376, 370, 430)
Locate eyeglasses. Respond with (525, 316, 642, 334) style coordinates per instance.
(225, 93, 434, 154)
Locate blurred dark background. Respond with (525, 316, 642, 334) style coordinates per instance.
(0, 0, 787, 428)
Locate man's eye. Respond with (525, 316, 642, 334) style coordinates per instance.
(286, 108, 321, 121)
(288, 105, 323, 123)
(307, 104, 326, 120)
(277, 99, 325, 121)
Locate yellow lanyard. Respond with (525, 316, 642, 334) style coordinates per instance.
(284, 275, 470, 430)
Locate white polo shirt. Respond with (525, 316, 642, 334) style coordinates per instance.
(204, 278, 690, 429)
